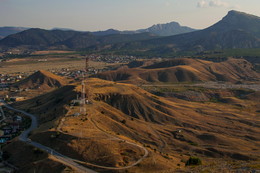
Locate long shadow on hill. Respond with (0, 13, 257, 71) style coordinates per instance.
(12, 85, 77, 123)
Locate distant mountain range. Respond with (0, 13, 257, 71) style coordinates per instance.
(0, 29, 158, 50)
(0, 21, 195, 40)
(92, 22, 196, 36)
(103, 10, 260, 55)
(0, 10, 259, 54)
(0, 27, 28, 40)
(137, 21, 196, 36)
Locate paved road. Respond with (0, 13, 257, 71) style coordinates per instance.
(2, 99, 149, 171)
(1, 100, 96, 173)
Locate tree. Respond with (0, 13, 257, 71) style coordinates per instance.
(121, 119, 126, 124)
(185, 156, 202, 166)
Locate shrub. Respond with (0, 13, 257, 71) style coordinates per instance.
(74, 102, 80, 106)
(185, 156, 202, 166)
(33, 148, 44, 155)
(2, 151, 10, 160)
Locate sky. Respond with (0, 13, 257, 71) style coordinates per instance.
(0, 0, 259, 31)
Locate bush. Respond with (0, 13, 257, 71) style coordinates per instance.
(2, 151, 10, 160)
(33, 148, 44, 155)
(74, 102, 80, 106)
(185, 156, 202, 166)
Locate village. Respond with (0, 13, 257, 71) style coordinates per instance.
(0, 105, 29, 145)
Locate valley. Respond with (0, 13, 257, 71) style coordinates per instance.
(0, 53, 259, 172)
(0, 8, 259, 173)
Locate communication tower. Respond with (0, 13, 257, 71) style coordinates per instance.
(80, 57, 90, 115)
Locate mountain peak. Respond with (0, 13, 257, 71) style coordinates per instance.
(224, 10, 260, 20)
(138, 21, 196, 36)
(207, 10, 260, 38)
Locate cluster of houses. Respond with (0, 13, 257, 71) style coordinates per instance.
(0, 112, 23, 144)
(0, 73, 26, 91)
(0, 73, 26, 83)
(91, 54, 137, 63)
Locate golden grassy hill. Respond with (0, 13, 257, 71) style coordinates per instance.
(9, 78, 260, 172)
(95, 58, 260, 84)
(12, 70, 67, 90)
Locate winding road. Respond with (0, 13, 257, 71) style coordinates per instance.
(57, 109, 149, 170)
(0, 100, 96, 173)
(1, 99, 149, 172)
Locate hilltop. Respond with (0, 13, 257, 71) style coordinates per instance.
(95, 58, 260, 84)
(7, 77, 260, 172)
(12, 70, 66, 90)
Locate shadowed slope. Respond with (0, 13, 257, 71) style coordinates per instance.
(13, 70, 67, 90)
(95, 58, 260, 84)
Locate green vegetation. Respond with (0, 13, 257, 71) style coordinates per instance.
(189, 142, 199, 146)
(121, 119, 126, 124)
(185, 156, 202, 166)
(33, 147, 44, 156)
(197, 48, 260, 58)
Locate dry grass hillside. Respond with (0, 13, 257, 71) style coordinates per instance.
(9, 77, 260, 172)
(95, 58, 260, 84)
(12, 85, 77, 123)
(3, 141, 76, 173)
(12, 70, 67, 90)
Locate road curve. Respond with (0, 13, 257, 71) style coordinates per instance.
(1, 101, 96, 173)
(83, 117, 149, 170)
(56, 106, 149, 170)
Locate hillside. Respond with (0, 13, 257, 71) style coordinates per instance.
(94, 58, 260, 84)
(137, 21, 196, 36)
(0, 28, 157, 50)
(0, 28, 82, 49)
(92, 22, 196, 36)
(8, 78, 260, 172)
(0, 11, 258, 54)
(0, 27, 28, 39)
(12, 70, 66, 90)
(94, 10, 260, 55)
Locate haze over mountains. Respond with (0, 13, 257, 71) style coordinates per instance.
(0, 27, 28, 40)
(137, 21, 196, 36)
(1, 9, 260, 173)
(107, 10, 260, 54)
(92, 21, 196, 36)
(0, 10, 259, 55)
(0, 21, 195, 40)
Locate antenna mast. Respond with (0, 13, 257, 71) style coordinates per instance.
(80, 56, 90, 115)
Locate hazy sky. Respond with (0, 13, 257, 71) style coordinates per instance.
(0, 0, 259, 31)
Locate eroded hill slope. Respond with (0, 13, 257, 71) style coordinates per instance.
(9, 78, 259, 173)
(95, 58, 260, 84)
